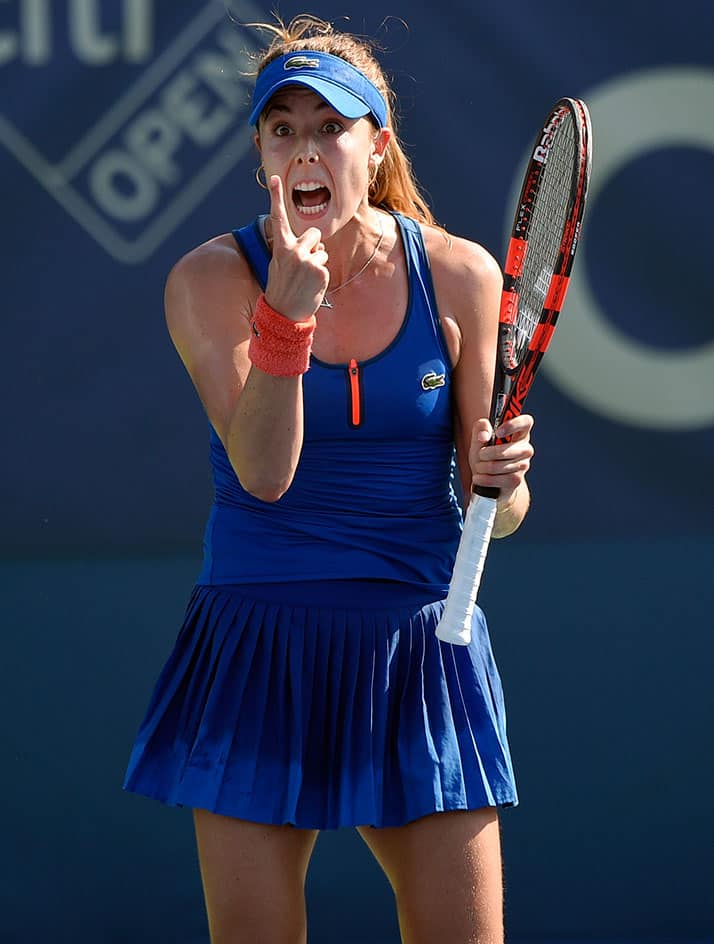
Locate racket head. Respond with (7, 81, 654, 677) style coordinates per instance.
(492, 97, 592, 429)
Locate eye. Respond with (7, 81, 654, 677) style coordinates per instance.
(273, 123, 292, 137)
(322, 120, 343, 134)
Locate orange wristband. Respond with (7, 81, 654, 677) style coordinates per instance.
(248, 294, 316, 377)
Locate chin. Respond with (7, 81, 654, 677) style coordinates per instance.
(292, 205, 332, 231)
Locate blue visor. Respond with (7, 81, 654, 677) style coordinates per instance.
(250, 51, 388, 129)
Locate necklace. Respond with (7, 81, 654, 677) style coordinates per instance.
(319, 214, 385, 309)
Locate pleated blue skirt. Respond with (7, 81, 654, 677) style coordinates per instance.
(123, 580, 517, 829)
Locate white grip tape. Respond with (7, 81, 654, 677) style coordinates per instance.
(434, 495, 498, 646)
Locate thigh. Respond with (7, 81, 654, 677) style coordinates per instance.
(193, 808, 319, 944)
(358, 808, 503, 944)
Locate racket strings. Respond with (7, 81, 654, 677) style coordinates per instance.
(509, 116, 576, 365)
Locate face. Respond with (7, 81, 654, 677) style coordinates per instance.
(256, 87, 390, 237)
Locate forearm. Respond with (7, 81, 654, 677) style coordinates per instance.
(226, 365, 304, 503)
(492, 480, 531, 538)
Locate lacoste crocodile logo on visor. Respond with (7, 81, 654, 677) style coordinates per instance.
(284, 56, 320, 70)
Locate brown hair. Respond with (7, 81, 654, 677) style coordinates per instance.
(246, 14, 436, 226)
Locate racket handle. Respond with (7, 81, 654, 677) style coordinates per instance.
(435, 495, 498, 646)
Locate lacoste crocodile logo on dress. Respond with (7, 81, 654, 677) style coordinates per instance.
(421, 371, 446, 391)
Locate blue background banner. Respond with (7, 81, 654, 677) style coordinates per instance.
(2, 1, 713, 941)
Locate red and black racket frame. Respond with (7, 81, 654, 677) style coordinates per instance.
(475, 97, 592, 501)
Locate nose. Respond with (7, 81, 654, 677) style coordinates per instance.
(296, 135, 319, 164)
(297, 150, 319, 165)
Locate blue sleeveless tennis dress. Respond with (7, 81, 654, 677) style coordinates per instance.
(123, 213, 518, 828)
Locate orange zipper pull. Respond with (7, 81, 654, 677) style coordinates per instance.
(348, 358, 361, 427)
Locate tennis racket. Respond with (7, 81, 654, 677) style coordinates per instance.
(435, 97, 592, 646)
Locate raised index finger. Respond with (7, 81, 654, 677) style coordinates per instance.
(268, 174, 294, 247)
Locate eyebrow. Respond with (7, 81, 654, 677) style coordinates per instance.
(263, 98, 331, 119)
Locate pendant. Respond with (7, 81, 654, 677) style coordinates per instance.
(319, 295, 333, 309)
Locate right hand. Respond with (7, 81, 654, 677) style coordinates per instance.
(264, 174, 330, 321)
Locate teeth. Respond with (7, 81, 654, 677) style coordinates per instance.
(296, 202, 329, 215)
(294, 181, 326, 192)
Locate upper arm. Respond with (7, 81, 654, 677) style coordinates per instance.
(425, 229, 502, 498)
(164, 235, 259, 442)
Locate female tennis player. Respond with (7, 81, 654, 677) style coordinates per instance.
(124, 14, 534, 944)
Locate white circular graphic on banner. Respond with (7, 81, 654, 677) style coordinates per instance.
(507, 67, 714, 430)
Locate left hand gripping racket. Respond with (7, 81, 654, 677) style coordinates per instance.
(436, 97, 593, 646)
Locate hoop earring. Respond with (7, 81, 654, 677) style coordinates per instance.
(368, 162, 379, 188)
(255, 165, 268, 190)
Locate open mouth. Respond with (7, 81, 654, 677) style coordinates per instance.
(292, 181, 331, 216)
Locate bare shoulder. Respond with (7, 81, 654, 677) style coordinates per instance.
(165, 232, 257, 344)
(421, 224, 502, 298)
(419, 223, 502, 366)
(163, 232, 263, 435)
(167, 231, 249, 288)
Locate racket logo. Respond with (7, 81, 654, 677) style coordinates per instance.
(532, 110, 565, 164)
(421, 371, 446, 391)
